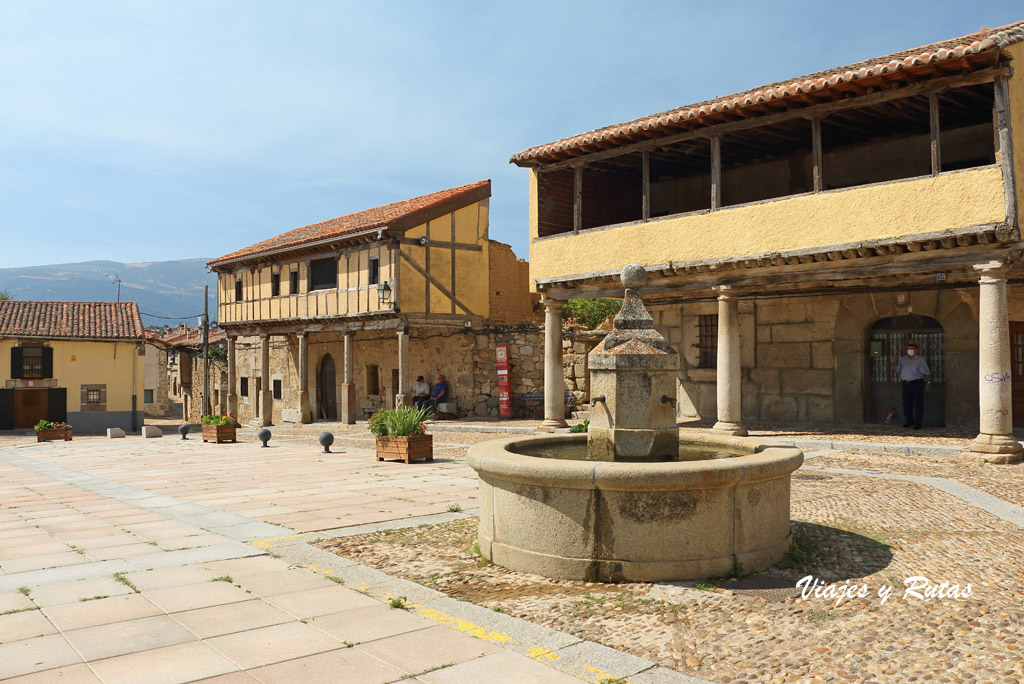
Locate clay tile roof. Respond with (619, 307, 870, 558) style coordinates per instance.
(0, 301, 145, 340)
(208, 180, 491, 268)
(511, 20, 1024, 166)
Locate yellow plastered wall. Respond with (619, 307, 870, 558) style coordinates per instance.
(0, 339, 144, 411)
(528, 167, 1006, 280)
(1008, 42, 1024, 226)
(398, 199, 490, 316)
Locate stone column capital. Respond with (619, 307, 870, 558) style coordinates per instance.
(713, 285, 736, 300)
(974, 260, 1009, 280)
(543, 299, 564, 312)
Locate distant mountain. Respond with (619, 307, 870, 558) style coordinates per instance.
(0, 258, 218, 326)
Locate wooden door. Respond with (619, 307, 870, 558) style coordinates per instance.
(318, 354, 337, 420)
(14, 389, 49, 429)
(1010, 322, 1024, 427)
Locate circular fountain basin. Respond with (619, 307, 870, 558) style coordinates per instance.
(467, 433, 803, 583)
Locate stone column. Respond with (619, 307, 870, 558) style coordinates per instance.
(341, 331, 356, 424)
(226, 336, 238, 419)
(713, 287, 747, 436)
(539, 299, 568, 432)
(297, 333, 311, 423)
(396, 327, 410, 408)
(964, 262, 1023, 463)
(260, 334, 273, 427)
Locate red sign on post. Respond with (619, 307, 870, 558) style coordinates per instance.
(496, 345, 511, 419)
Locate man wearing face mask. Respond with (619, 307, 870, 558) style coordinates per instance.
(892, 341, 931, 430)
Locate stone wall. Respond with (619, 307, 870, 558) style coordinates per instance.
(643, 286, 989, 428)
(230, 325, 546, 424)
(184, 358, 228, 424)
(561, 331, 605, 408)
(143, 344, 169, 417)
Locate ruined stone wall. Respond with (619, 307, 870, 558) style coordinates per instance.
(143, 344, 169, 417)
(486, 241, 542, 326)
(184, 357, 229, 424)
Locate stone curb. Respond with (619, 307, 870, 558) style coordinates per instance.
(429, 423, 539, 434)
(259, 513, 717, 684)
(777, 437, 976, 457)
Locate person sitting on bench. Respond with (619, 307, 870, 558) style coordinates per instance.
(430, 374, 449, 409)
(412, 376, 430, 409)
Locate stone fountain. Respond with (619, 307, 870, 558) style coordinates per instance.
(467, 264, 803, 582)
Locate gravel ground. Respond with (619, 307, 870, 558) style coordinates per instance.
(315, 464, 1024, 684)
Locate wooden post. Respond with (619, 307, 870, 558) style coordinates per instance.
(929, 93, 941, 176)
(710, 136, 721, 210)
(641, 149, 650, 221)
(811, 117, 823, 192)
(994, 75, 1017, 228)
(573, 165, 582, 233)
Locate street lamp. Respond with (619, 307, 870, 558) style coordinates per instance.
(377, 281, 392, 306)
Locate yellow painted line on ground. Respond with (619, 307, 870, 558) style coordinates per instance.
(252, 533, 306, 549)
(580, 664, 635, 684)
(407, 603, 514, 644)
(526, 647, 561, 662)
(354, 584, 371, 592)
(299, 563, 337, 575)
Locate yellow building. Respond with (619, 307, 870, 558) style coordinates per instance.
(208, 180, 542, 425)
(0, 301, 146, 431)
(513, 21, 1024, 462)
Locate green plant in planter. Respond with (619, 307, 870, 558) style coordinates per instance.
(369, 406, 433, 436)
(201, 414, 237, 426)
(34, 419, 71, 432)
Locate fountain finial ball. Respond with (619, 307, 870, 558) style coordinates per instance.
(621, 264, 647, 290)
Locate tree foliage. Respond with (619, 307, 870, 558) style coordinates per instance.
(0, 290, 12, 301)
(562, 298, 621, 330)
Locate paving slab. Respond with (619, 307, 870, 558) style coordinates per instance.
(416, 650, 583, 683)
(43, 593, 163, 631)
(247, 648, 406, 684)
(62, 614, 196, 661)
(0, 633, 83, 679)
(88, 641, 239, 684)
(204, 621, 347, 669)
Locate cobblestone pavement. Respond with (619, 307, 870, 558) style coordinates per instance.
(2, 426, 1023, 683)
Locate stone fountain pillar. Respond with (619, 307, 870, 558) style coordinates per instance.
(588, 264, 679, 461)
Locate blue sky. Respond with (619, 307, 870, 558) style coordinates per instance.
(1, 1, 1021, 269)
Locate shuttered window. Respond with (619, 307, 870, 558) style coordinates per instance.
(309, 258, 337, 291)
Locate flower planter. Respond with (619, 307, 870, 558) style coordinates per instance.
(376, 435, 433, 463)
(202, 424, 237, 444)
(37, 427, 72, 442)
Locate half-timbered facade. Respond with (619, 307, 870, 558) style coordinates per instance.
(514, 21, 1024, 462)
(208, 180, 541, 425)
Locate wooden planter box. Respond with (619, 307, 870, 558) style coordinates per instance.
(36, 427, 72, 442)
(376, 435, 433, 463)
(202, 424, 237, 444)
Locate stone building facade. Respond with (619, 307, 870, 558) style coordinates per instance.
(515, 22, 1024, 462)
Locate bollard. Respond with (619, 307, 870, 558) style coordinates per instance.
(178, 424, 189, 440)
(319, 431, 335, 454)
(257, 428, 271, 448)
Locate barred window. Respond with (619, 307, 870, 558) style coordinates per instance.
(698, 315, 718, 368)
(21, 347, 44, 378)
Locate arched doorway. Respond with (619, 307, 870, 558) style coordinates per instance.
(317, 354, 337, 421)
(868, 315, 946, 427)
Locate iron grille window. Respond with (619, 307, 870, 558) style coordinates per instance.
(271, 272, 280, 297)
(86, 389, 101, 404)
(698, 315, 718, 368)
(309, 258, 337, 291)
(870, 331, 945, 383)
(20, 347, 44, 378)
(1013, 329, 1024, 378)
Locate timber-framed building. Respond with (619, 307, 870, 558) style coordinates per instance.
(208, 180, 541, 426)
(514, 21, 1024, 461)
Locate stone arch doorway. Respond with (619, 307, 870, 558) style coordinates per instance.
(867, 314, 946, 427)
(317, 354, 337, 421)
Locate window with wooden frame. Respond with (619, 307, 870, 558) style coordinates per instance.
(80, 384, 106, 412)
(698, 315, 718, 368)
(309, 258, 338, 291)
(240, 377, 249, 397)
(366, 364, 380, 396)
(271, 272, 281, 297)
(289, 269, 299, 295)
(10, 345, 52, 379)
(368, 257, 380, 286)
(235, 278, 243, 302)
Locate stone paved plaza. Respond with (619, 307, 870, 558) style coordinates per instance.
(1, 424, 1023, 683)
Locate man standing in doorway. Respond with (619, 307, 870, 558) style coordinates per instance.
(892, 341, 931, 430)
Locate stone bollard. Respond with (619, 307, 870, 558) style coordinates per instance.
(319, 432, 334, 454)
(141, 426, 162, 439)
(107, 428, 126, 439)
